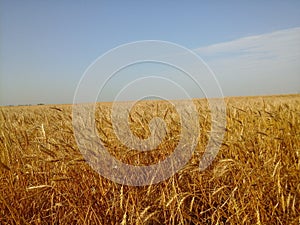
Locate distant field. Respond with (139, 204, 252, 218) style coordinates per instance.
(0, 95, 299, 224)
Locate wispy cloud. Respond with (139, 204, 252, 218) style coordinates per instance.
(195, 27, 300, 96)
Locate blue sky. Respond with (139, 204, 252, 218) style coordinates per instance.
(0, 1, 300, 105)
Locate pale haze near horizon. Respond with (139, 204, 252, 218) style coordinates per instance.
(0, 1, 300, 105)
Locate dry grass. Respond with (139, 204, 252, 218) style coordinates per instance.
(0, 94, 299, 224)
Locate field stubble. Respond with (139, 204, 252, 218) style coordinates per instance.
(0, 95, 299, 224)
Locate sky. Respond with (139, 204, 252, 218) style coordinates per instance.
(0, 1, 300, 105)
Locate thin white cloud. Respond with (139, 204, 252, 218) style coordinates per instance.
(195, 27, 300, 96)
(197, 27, 300, 61)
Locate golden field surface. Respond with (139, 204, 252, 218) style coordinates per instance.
(0, 95, 299, 224)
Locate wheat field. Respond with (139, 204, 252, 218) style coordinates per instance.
(0, 95, 299, 224)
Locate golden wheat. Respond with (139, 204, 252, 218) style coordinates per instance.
(0, 95, 299, 224)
